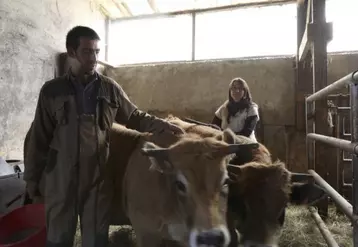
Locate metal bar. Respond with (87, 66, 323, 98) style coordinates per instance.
(104, 17, 110, 62)
(337, 106, 351, 111)
(307, 169, 358, 226)
(335, 100, 342, 196)
(308, 206, 339, 247)
(307, 133, 358, 155)
(191, 12, 196, 61)
(111, 0, 295, 22)
(306, 70, 358, 102)
(305, 97, 315, 170)
(350, 82, 358, 246)
(343, 117, 351, 137)
(327, 93, 350, 99)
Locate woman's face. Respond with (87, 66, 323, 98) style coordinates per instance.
(230, 81, 245, 102)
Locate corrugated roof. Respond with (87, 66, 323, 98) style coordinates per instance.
(94, 0, 295, 19)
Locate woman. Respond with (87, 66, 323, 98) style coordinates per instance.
(212, 77, 260, 142)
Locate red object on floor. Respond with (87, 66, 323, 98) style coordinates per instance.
(0, 203, 46, 247)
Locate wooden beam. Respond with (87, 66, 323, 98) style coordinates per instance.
(120, 2, 133, 16)
(296, 0, 312, 131)
(311, 0, 331, 220)
(112, 0, 133, 17)
(147, 0, 159, 13)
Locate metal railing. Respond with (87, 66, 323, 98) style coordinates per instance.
(305, 70, 358, 246)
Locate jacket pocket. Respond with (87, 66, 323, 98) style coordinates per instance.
(53, 101, 69, 126)
(98, 96, 119, 130)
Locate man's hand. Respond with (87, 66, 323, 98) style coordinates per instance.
(126, 109, 185, 135)
(152, 119, 185, 135)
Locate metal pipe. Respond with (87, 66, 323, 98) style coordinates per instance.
(307, 169, 358, 226)
(337, 106, 351, 111)
(307, 133, 358, 155)
(350, 81, 358, 246)
(191, 12, 196, 61)
(308, 206, 339, 247)
(306, 70, 358, 102)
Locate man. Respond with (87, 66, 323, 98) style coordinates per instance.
(24, 25, 184, 247)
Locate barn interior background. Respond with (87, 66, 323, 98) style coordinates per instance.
(0, 0, 357, 245)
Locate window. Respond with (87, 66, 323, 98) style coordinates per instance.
(194, 3, 297, 60)
(106, 0, 357, 65)
(92, 19, 107, 61)
(108, 14, 193, 65)
(326, 0, 358, 53)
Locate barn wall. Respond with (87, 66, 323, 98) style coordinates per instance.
(105, 51, 358, 172)
(0, 0, 105, 159)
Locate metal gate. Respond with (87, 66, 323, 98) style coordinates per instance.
(305, 71, 358, 246)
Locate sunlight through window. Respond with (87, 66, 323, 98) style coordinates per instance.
(108, 15, 192, 65)
(107, 0, 357, 65)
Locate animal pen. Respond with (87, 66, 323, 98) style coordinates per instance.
(297, 0, 358, 246)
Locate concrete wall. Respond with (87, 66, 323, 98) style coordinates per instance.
(105, 52, 358, 172)
(0, 0, 105, 159)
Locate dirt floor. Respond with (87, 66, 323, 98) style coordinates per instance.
(73, 205, 352, 247)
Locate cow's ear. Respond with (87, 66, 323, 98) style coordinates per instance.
(141, 142, 173, 173)
(227, 164, 242, 182)
(289, 182, 326, 205)
(216, 128, 237, 144)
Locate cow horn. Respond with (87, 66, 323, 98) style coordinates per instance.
(290, 172, 313, 183)
(141, 146, 170, 162)
(225, 143, 260, 155)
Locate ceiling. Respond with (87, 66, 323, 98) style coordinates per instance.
(95, 0, 295, 20)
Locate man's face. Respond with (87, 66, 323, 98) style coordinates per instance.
(69, 37, 100, 75)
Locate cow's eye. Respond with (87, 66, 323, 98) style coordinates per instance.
(175, 180, 187, 194)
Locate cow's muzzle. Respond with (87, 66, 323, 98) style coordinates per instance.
(190, 225, 230, 247)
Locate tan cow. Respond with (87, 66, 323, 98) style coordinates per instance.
(165, 116, 326, 247)
(104, 123, 261, 247)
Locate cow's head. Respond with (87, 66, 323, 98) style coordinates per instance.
(227, 161, 326, 247)
(141, 129, 258, 247)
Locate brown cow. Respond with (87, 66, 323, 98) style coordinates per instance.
(165, 116, 326, 247)
(92, 123, 261, 247)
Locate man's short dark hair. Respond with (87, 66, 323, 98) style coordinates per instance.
(66, 26, 100, 50)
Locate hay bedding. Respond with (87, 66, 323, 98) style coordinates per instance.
(73, 205, 352, 247)
(278, 205, 352, 247)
